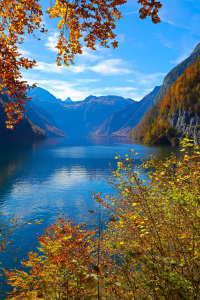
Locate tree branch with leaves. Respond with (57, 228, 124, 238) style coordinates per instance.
(0, 0, 162, 128)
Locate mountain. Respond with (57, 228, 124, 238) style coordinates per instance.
(128, 57, 200, 145)
(31, 94, 135, 137)
(25, 87, 67, 137)
(0, 94, 46, 141)
(93, 86, 161, 136)
(154, 43, 200, 105)
(25, 101, 66, 137)
(128, 43, 200, 144)
(64, 97, 73, 103)
(28, 87, 62, 103)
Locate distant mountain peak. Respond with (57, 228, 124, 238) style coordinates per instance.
(28, 87, 62, 103)
(84, 95, 97, 102)
(83, 95, 135, 103)
(65, 97, 73, 102)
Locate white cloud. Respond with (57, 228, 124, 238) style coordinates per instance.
(137, 73, 165, 86)
(123, 11, 138, 15)
(45, 33, 103, 62)
(128, 71, 165, 87)
(33, 57, 132, 76)
(116, 34, 125, 43)
(69, 65, 87, 73)
(22, 77, 88, 101)
(35, 61, 88, 74)
(35, 61, 67, 74)
(104, 86, 137, 93)
(77, 46, 103, 61)
(49, 87, 89, 102)
(90, 59, 131, 75)
(76, 79, 100, 83)
(22, 71, 161, 102)
(18, 48, 32, 57)
(170, 51, 190, 64)
(96, 86, 153, 101)
(45, 32, 59, 53)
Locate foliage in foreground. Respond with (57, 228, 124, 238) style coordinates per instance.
(5, 139, 200, 299)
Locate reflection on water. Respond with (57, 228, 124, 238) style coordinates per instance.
(0, 137, 180, 298)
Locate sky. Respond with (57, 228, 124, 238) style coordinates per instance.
(20, 0, 200, 101)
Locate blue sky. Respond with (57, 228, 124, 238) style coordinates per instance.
(20, 0, 200, 101)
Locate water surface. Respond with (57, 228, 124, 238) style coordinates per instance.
(0, 137, 179, 298)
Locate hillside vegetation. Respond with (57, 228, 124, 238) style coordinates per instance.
(4, 140, 200, 299)
(128, 57, 200, 144)
(154, 43, 200, 105)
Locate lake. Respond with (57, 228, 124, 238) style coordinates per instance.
(0, 137, 179, 298)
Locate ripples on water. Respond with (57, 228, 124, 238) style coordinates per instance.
(0, 137, 180, 298)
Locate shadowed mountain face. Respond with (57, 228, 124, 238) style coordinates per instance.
(0, 85, 160, 140)
(128, 43, 200, 143)
(25, 87, 66, 137)
(28, 87, 62, 103)
(0, 94, 46, 141)
(25, 101, 66, 138)
(30, 95, 136, 137)
(93, 86, 161, 136)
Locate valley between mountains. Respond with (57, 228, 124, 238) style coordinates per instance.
(1, 43, 200, 145)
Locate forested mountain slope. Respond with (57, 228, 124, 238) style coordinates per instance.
(128, 57, 200, 145)
(154, 43, 200, 105)
(128, 43, 200, 144)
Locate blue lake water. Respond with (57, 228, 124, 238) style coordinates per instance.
(0, 137, 180, 298)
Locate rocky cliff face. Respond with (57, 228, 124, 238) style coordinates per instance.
(168, 110, 200, 144)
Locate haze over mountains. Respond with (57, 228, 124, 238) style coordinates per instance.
(26, 87, 160, 138)
(0, 43, 200, 144)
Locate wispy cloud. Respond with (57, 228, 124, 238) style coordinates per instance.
(170, 51, 191, 64)
(45, 33, 103, 62)
(22, 70, 162, 102)
(35, 61, 67, 74)
(34, 58, 132, 76)
(128, 71, 165, 87)
(45, 32, 59, 53)
(77, 46, 103, 61)
(76, 78, 100, 84)
(170, 37, 198, 64)
(123, 11, 138, 15)
(104, 86, 137, 93)
(116, 34, 125, 43)
(156, 33, 174, 49)
(137, 73, 166, 85)
(35, 61, 88, 74)
(18, 48, 32, 57)
(23, 77, 88, 101)
(90, 59, 131, 75)
(159, 1, 200, 36)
